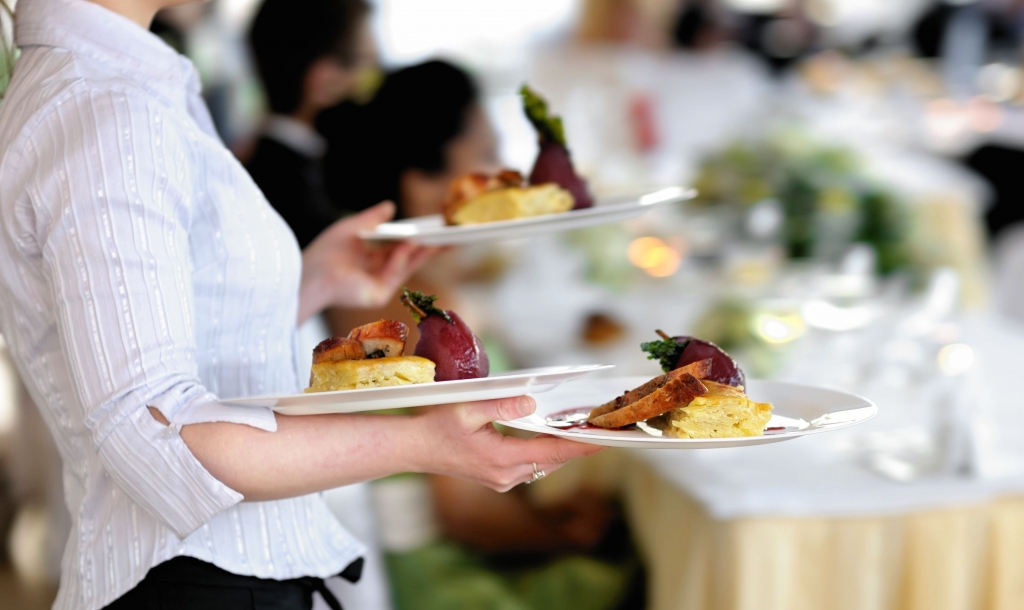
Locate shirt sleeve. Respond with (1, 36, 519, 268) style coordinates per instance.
(25, 87, 274, 539)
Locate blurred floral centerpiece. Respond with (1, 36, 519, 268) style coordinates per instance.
(693, 128, 913, 276)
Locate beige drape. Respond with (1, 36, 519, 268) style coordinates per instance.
(530, 451, 1024, 610)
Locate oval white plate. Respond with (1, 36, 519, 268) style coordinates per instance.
(360, 187, 695, 246)
(219, 365, 614, 415)
(497, 377, 877, 449)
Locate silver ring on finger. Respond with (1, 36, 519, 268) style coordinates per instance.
(525, 462, 546, 484)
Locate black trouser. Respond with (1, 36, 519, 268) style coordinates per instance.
(103, 556, 364, 610)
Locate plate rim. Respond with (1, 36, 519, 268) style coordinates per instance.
(359, 186, 696, 241)
(496, 378, 878, 446)
(218, 364, 616, 407)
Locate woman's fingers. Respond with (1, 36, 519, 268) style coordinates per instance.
(344, 200, 397, 231)
(376, 243, 436, 284)
(511, 435, 606, 466)
(421, 397, 604, 492)
(458, 396, 537, 430)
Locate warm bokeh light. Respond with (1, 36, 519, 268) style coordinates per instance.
(937, 343, 974, 376)
(627, 237, 681, 278)
(752, 311, 807, 344)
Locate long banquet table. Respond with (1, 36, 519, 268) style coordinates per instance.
(531, 450, 1024, 610)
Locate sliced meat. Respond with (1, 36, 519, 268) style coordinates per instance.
(312, 337, 365, 364)
(587, 359, 713, 420)
(348, 320, 408, 358)
(588, 373, 708, 429)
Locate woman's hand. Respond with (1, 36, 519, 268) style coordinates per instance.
(297, 202, 437, 324)
(409, 396, 605, 491)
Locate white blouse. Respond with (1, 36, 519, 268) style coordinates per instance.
(0, 1, 363, 608)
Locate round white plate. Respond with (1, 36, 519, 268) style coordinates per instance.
(497, 377, 877, 449)
(360, 187, 695, 245)
(219, 365, 614, 415)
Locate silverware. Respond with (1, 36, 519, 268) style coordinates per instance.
(544, 411, 590, 428)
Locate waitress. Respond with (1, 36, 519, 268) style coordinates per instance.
(0, 0, 602, 609)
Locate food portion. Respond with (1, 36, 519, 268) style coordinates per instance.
(520, 85, 594, 210)
(401, 289, 489, 382)
(640, 331, 745, 388)
(307, 355, 435, 392)
(443, 170, 573, 226)
(588, 332, 773, 438)
(307, 320, 435, 392)
(440, 85, 594, 227)
(305, 292, 491, 392)
(648, 381, 772, 439)
(347, 319, 408, 358)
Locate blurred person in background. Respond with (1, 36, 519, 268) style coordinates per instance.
(319, 59, 500, 219)
(318, 60, 499, 336)
(247, 0, 376, 249)
(0, 1, 605, 609)
(911, 0, 1024, 238)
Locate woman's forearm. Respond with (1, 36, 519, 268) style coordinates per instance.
(178, 412, 425, 501)
(163, 397, 604, 500)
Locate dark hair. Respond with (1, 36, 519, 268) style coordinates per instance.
(318, 60, 479, 214)
(249, 0, 369, 115)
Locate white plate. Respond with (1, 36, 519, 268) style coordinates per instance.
(360, 187, 695, 245)
(497, 377, 877, 449)
(219, 365, 614, 415)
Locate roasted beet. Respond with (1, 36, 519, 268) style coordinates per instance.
(521, 85, 594, 210)
(674, 337, 745, 388)
(401, 289, 489, 382)
(641, 331, 745, 388)
(529, 142, 594, 210)
(413, 312, 489, 381)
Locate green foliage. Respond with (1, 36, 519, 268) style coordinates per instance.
(640, 337, 687, 372)
(563, 225, 635, 292)
(778, 172, 818, 259)
(0, 0, 14, 100)
(691, 128, 914, 274)
(856, 190, 912, 275)
(520, 84, 567, 147)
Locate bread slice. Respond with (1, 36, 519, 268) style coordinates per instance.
(306, 356, 435, 392)
(588, 373, 707, 429)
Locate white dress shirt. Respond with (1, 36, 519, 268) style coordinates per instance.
(0, 1, 364, 608)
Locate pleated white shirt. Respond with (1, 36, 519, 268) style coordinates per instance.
(0, 1, 364, 608)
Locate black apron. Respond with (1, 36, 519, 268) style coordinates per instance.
(103, 555, 364, 610)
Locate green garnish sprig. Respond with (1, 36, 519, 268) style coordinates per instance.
(400, 288, 453, 324)
(520, 84, 567, 148)
(640, 330, 689, 372)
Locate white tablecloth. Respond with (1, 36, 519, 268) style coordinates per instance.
(532, 311, 1024, 519)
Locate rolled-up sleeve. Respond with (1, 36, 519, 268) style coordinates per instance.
(26, 87, 273, 538)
